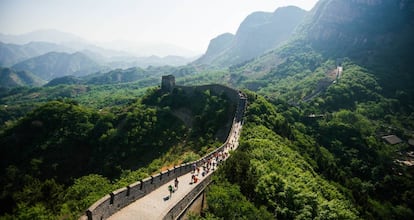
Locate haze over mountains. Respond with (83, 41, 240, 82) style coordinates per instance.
(1, 0, 413, 92)
(11, 52, 102, 81)
(0, 6, 309, 86)
(0, 29, 198, 84)
(0, 29, 199, 57)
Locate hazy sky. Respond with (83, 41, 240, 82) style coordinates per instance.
(0, 0, 318, 54)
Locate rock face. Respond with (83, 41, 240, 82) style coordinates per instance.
(195, 6, 307, 67)
(196, 33, 234, 65)
(301, 0, 414, 54)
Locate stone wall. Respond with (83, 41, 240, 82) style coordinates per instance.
(80, 85, 247, 220)
(82, 163, 194, 220)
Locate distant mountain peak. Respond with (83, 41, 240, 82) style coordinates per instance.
(194, 6, 307, 67)
(12, 51, 102, 81)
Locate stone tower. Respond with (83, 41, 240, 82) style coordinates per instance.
(161, 75, 175, 92)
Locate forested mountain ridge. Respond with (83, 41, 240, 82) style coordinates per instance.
(0, 67, 45, 88)
(226, 0, 414, 104)
(195, 6, 307, 67)
(0, 41, 72, 67)
(0, 86, 236, 218)
(192, 1, 414, 219)
(300, 0, 414, 94)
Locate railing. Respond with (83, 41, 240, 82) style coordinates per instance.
(80, 89, 247, 220)
(162, 174, 212, 220)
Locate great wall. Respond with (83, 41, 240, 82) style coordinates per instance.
(80, 75, 247, 220)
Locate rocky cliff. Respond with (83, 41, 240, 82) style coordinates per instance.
(195, 6, 307, 67)
(301, 0, 414, 53)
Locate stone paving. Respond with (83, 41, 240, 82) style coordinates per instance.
(108, 122, 242, 220)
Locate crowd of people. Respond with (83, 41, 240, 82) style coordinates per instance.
(166, 124, 241, 200)
(165, 92, 246, 200)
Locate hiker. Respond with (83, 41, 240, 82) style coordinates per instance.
(168, 185, 173, 198)
(174, 178, 179, 190)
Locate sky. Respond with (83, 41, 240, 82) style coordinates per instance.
(0, 0, 318, 56)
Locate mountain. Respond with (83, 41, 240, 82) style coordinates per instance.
(299, 0, 414, 93)
(0, 41, 73, 67)
(0, 29, 85, 45)
(195, 33, 234, 65)
(44, 65, 187, 87)
(195, 6, 307, 67)
(228, 0, 414, 94)
(0, 30, 198, 68)
(194, 1, 414, 219)
(12, 52, 103, 81)
(0, 67, 45, 88)
(44, 75, 83, 87)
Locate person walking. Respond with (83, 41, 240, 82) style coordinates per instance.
(174, 178, 179, 190)
(168, 185, 173, 198)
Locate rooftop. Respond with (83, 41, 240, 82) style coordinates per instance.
(382, 135, 403, 145)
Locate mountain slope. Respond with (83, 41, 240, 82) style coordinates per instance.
(0, 41, 73, 67)
(44, 66, 173, 87)
(227, 0, 413, 102)
(0, 67, 45, 88)
(0, 87, 235, 217)
(12, 52, 103, 81)
(194, 33, 234, 65)
(186, 1, 414, 219)
(195, 6, 307, 67)
(300, 0, 414, 93)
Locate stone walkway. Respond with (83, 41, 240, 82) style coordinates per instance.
(108, 122, 242, 220)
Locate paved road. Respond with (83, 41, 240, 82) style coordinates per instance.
(108, 122, 242, 220)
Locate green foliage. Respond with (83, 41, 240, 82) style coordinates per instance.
(0, 86, 234, 218)
(206, 177, 273, 220)
(0, 67, 46, 88)
(322, 63, 382, 111)
(206, 123, 360, 219)
(61, 174, 112, 218)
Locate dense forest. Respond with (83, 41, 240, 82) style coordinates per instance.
(0, 87, 234, 219)
(200, 90, 413, 219)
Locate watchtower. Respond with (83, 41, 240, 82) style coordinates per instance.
(161, 75, 175, 92)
